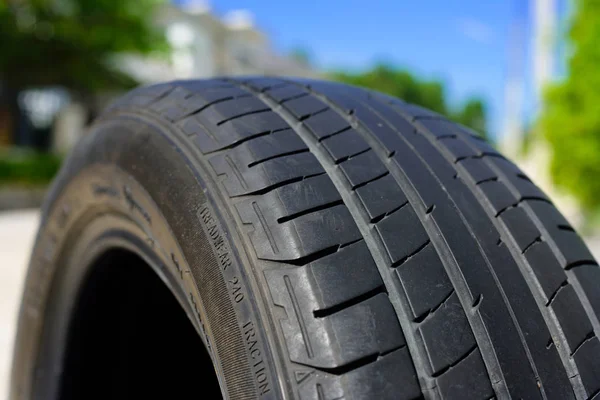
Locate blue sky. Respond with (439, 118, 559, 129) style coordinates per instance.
(178, 0, 569, 139)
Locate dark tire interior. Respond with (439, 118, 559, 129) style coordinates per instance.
(58, 249, 222, 399)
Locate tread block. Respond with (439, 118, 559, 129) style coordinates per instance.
(199, 96, 270, 126)
(297, 348, 421, 400)
(375, 204, 429, 266)
(241, 77, 287, 91)
(524, 241, 567, 304)
(527, 199, 570, 228)
(390, 149, 439, 211)
(182, 111, 290, 153)
(459, 133, 498, 155)
(477, 180, 517, 215)
(321, 129, 370, 163)
(328, 294, 406, 360)
(303, 108, 350, 139)
(338, 150, 388, 188)
(551, 229, 596, 268)
(395, 242, 454, 319)
(419, 292, 477, 374)
(414, 118, 459, 139)
(340, 347, 420, 400)
(504, 174, 550, 202)
(572, 264, 600, 324)
(309, 241, 383, 310)
(457, 158, 497, 184)
(393, 101, 442, 120)
(267, 85, 309, 103)
(333, 95, 414, 158)
(210, 151, 324, 197)
(266, 265, 404, 368)
(226, 129, 307, 167)
(355, 173, 408, 222)
(147, 86, 247, 122)
(435, 349, 494, 400)
(237, 199, 360, 261)
(437, 136, 479, 161)
(572, 336, 600, 397)
(273, 174, 342, 220)
(549, 284, 594, 354)
(283, 96, 328, 119)
(107, 83, 175, 110)
(525, 201, 595, 266)
(489, 156, 528, 178)
(499, 206, 542, 251)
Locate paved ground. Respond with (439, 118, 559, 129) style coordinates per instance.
(0, 211, 39, 400)
(0, 210, 599, 399)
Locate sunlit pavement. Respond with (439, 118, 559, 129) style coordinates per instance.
(0, 210, 39, 400)
(0, 210, 599, 400)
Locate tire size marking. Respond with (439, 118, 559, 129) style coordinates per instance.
(243, 321, 271, 395)
(198, 206, 232, 271)
(228, 276, 245, 303)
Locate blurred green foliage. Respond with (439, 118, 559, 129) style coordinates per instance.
(0, 150, 61, 185)
(540, 0, 600, 212)
(331, 65, 488, 139)
(0, 0, 168, 92)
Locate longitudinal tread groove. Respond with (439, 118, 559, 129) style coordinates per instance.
(284, 275, 314, 358)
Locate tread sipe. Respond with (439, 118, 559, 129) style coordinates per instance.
(107, 77, 600, 400)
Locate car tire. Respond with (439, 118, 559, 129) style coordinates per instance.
(11, 77, 600, 400)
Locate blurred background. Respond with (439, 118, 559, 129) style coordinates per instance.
(1, 0, 600, 397)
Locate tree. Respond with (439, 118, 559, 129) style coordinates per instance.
(540, 0, 600, 212)
(0, 0, 168, 144)
(331, 65, 488, 139)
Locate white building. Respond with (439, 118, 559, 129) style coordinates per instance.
(53, 3, 316, 153)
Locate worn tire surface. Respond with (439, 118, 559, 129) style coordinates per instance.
(13, 77, 600, 400)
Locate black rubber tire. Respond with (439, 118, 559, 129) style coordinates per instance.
(11, 77, 600, 400)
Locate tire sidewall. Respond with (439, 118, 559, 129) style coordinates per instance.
(11, 114, 281, 400)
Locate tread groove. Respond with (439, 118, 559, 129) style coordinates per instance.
(216, 108, 271, 126)
(430, 345, 478, 378)
(316, 126, 352, 142)
(277, 199, 345, 224)
(392, 240, 431, 268)
(570, 332, 596, 357)
(334, 148, 371, 165)
(313, 285, 386, 318)
(370, 202, 409, 224)
(247, 148, 310, 168)
(545, 280, 569, 307)
(252, 201, 279, 254)
(284, 274, 314, 358)
(351, 171, 389, 191)
(233, 172, 327, 197)
(413, 289, 456, 323)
